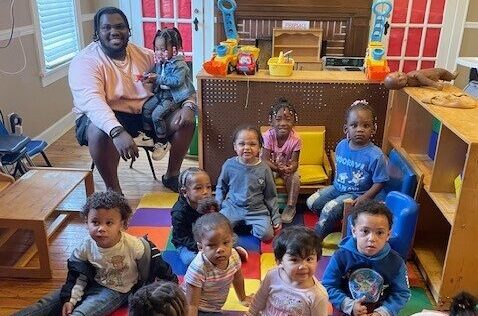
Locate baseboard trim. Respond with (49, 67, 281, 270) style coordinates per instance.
(35, 112, 76, 147)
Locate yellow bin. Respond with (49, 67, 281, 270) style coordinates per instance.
(268, 57, 294, 76)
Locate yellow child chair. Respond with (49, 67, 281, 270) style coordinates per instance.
(261, 126, 332, 194)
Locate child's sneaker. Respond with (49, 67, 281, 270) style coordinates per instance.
(133, 131, 154, 147)
(281, 205, 296, 224)
(306, 191, 320, 210)
(152, 142, 171, 161)
(235, 246, 249, 262)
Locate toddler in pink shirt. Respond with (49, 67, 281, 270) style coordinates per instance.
(261, 98, 301, 223)
(247, 226, 328, 316)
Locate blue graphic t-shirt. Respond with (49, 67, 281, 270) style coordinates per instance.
(333, 139, 389, 194)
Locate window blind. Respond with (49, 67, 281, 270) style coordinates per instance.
(37, 0, 80, 69)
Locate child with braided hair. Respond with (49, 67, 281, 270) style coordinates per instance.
(306, 100, 389, 240)
(261, 97, 301, 224)
(129, 281, 187, 316)
(139, 27, 196, 161)
(171, 167, 248, 266)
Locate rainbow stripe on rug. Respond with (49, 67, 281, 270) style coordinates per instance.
(109, 192, 433, 316)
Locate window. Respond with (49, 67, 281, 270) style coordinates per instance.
(32, 0, 82, 86)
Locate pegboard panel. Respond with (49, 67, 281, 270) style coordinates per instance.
(200, 78, 389, 185)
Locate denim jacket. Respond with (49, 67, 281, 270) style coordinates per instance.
(154, 55, 196, 104)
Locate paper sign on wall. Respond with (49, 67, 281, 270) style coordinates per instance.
(282, 20, 310, 30)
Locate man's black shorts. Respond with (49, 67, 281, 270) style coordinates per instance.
(75, 111, 143, 146)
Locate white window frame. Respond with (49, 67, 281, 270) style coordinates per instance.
(30, 0, 84, 87)
(385, 0, 445, 72)
(436, 0, 473, 70)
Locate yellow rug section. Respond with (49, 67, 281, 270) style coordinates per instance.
(137, 192, 179, 208)
(260, 253, 277, 280)
(223, 279, 261, 311)
(322, 232, 341, 256)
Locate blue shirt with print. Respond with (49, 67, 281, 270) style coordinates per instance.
(333, 139, 389, 195)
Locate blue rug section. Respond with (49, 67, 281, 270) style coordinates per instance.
(161, 250, 188, 276)
(236, 234, 261, 252)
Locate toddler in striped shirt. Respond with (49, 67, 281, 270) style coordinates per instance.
(183, 213, 252, 315)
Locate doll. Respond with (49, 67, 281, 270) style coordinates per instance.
(384, 68, 458, 90)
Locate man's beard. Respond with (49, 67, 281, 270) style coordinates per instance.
(99, 37, 128, 59)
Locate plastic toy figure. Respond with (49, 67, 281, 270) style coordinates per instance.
(365, 0, 393, 80)
(384, 68, 458, 90)
(236, 52, 256, 75)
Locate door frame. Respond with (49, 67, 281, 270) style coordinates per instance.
(120, 0, 214, 85)
(435, 0, 470, 70)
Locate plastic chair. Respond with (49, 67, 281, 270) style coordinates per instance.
(6, 112, 52, 167)
(24, 140, 51, 167)
(0, 146, 30, 176)
(260, 126, 332, 194)
(0, 114, 32, 176)
(129, 146, 157, 180)
(384, 148, 418, 198)
(90, 146, 157, 180)
(344, 191, 419, 260)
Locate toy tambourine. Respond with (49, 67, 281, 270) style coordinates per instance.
(348, 268, 384, 303)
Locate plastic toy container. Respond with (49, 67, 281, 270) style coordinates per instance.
(268, 57, 294, 76)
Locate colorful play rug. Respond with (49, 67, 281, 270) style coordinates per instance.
(110, 192, 434, 316)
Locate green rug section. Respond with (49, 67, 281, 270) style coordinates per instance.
(166, 231, 176, 250)
(399, 287, 434, 316)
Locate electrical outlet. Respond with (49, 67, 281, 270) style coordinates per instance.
(8, 112, 23, 134)
(15, 125, 23, 135)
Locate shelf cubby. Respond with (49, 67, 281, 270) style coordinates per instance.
(414, 188, 450, 302)
(430, 125, 467, 194)
(383, 85, 478, 307)
(401, 98, 434, 155)
(386, 90, 409, 143)
(398, 98, 434, 185)
(272, 29, 322, 71)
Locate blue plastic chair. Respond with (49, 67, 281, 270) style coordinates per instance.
(384, 149, 417, 197)
(0, 113, 51, 168)
(25, 140, 52, 167)
(0, 123, 31, 176)
(345, 191, 419, 260)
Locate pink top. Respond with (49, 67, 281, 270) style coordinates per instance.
(262, 128, 301, 165)
(247, 267, 328, 316)
(69, 42, 154, 135)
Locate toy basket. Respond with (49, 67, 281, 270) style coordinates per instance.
(268, 57, 294, 76)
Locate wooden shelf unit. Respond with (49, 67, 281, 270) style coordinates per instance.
(383, 86, 478, 308)
(272, 28, 323, 71)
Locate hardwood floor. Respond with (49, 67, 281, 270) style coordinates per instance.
(0, 128, 198, 315)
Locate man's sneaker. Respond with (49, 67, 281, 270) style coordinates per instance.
(281, 205, 296, 224)
(235, 246, 249, 262)
(133, 132, 154, 147)
(152, 142, 171, 161)
(162, 174, 179, 193)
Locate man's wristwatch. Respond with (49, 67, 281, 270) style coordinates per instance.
(109, 126, 125, 139)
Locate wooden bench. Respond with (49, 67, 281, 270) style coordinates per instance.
(0, 168, 94, 279)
